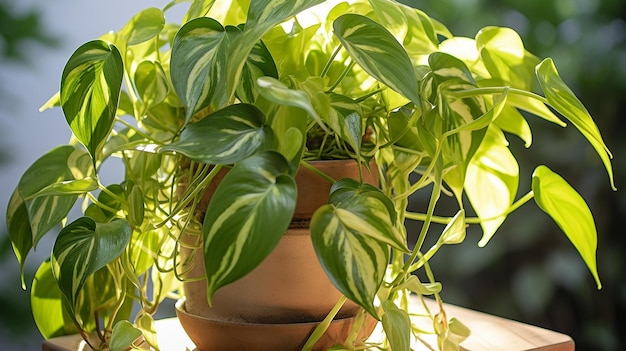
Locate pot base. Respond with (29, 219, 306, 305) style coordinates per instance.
(175, 299, 377, 351)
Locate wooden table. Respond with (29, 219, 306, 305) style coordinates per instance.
(42, 297, 574, 351)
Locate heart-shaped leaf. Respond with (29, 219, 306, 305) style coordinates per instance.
(532, 165, 601, 289)
(203, 151, 297, 302)
(61, 40, 123, 163)
(311, 183, 401, 318)
(51, 218, 132, 311)
(171, 18, 239, 121)
(7, 146, 93, 285)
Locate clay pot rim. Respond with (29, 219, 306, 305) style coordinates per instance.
(175, 298, 364, 327)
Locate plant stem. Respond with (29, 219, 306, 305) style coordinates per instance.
(320, 44, 342, 78)
(301, 296, 348, 351)
(404, 190, 535, 224)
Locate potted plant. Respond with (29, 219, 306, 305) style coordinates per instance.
(6, 0, 615, 350)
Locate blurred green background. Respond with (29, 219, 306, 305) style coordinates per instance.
(1, 0, 624, 350)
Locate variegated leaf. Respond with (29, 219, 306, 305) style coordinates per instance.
(160, 103, 274, 165)
(245, 0, 325, 38)
(532, 166, 602, 288)
(236, 28, 278, 104)
(203, 151, 297, 302)
(60, 40, 123, 163)
(171, 18, 240, 122)
(311, 181, 401, 318)
(334, 14, 421, 105)
(311, 203, 389, 319)
(536, 58, 615, 190)
(51, 218, 131, 311)
(7, 146, 93, 285)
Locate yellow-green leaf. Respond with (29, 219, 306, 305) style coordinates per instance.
(536, 58, 615, 190)
(532, 165, 601, 288)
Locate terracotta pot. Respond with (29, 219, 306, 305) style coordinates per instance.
(179, 159, 379, 350)
(176, 299, 378, 351)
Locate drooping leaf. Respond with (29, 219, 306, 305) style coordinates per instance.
(532, 166, 602, 288)
(31, 260, 77, 339)
(160, 103, 274, 165)
(7, 146, 93, 284)
(382, 300, 411, 351)
(311, 202, 389, 319)
(311, 183, 401, 318)
(466, 127, 519, 247)
(334, 14, 421, 105)
(51, 218, 132, 311)
(60, 40, 123, 163)
(202, 151, 297, 302)
(401, 275, 442, 295)
(536, 58, 615, 190)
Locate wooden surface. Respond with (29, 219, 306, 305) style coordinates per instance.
(42, 297, 574, 351)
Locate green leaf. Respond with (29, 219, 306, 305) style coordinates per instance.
(160, 103, 273, 164)
(236, 31, 278, 104)
(382, 301, 411, 351)
(245, 0, 324, 38)
(437, 210, 466, 245)
(31, 260, 76, 339)
(26, 178, 99, 199)
(135, 60, 169, 113)
(51, 218, 132, 311)
(536, 58, 615, 190)
(532, 166, 601, 288)
(256, 76, 329, 133)
(311, 203, 388, 319)
(207, 0, 324, 111)
(60, 40, 123, 163)
(110, 320, 142, 351)
(400, 275, 442, 295)
(466, 127, 519, 247)
(476, 26, 539, 90)
(119, 7, 165, 46)
(203, 151, 297, 302)
(311, 182, 401, 318)
(334, 14, 421, 105)
(181, 0, 216, 22)
(7, 146, 92, 284)
(369, 0, 439, 56)
(171, 18, 240, 122)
